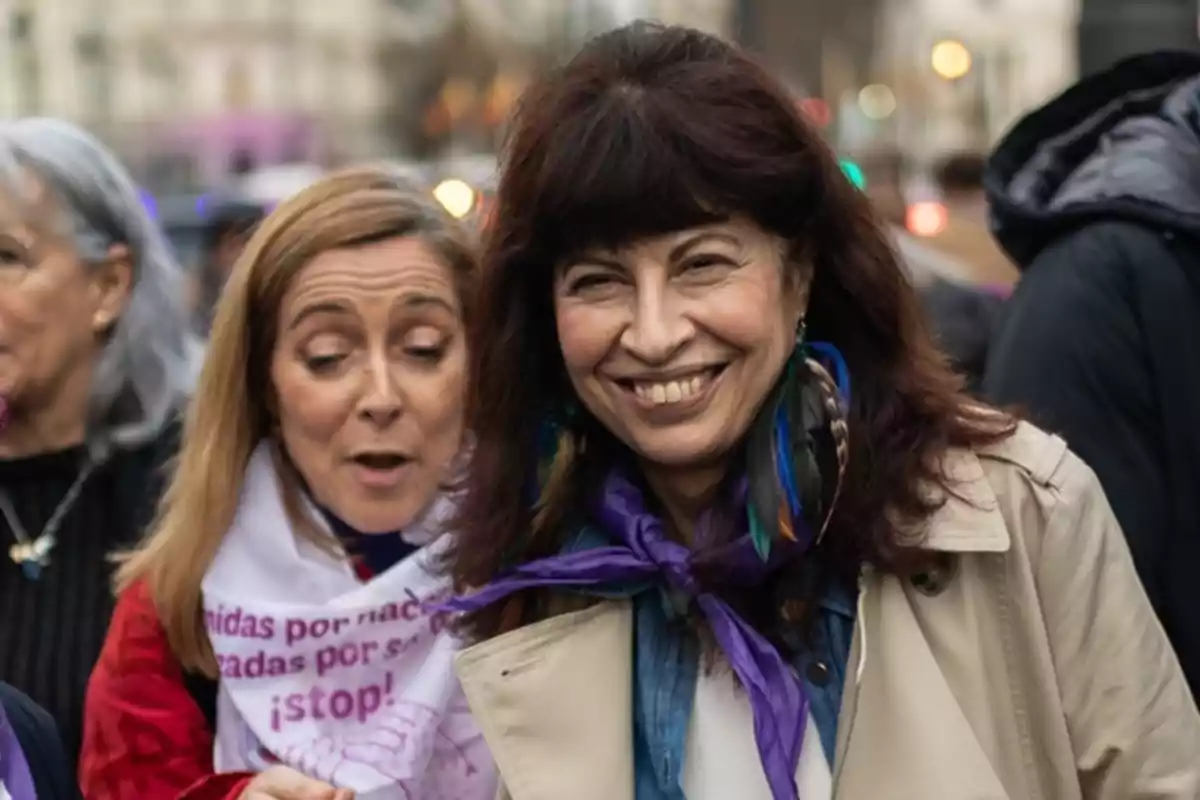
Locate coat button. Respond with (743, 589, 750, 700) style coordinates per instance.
(911, 572, 938, 593)
(806, 661, 831, 686)
(912, 555, 958, 596)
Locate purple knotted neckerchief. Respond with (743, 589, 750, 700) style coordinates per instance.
(0, 701, 36, 800)
(447, 471, 809, 800)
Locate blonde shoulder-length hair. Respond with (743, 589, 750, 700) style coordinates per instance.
(116, 165, 479, 675)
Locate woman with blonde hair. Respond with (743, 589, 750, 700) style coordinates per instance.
(80, 167, 496, 800)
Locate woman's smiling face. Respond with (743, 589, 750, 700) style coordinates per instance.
(554, 217, 807, 472)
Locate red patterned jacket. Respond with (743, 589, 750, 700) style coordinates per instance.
(79, 580, 252, 799)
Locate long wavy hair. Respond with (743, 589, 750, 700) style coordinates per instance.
(446, 22, 1015, 643)
(116, 166, 479, 675)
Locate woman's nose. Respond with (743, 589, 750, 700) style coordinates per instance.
(356, 355, 402, 427)
(359, 401, 400, 427)
(619, 289, 692, 364)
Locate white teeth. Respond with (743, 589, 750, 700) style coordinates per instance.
(631, 373, 714, 406)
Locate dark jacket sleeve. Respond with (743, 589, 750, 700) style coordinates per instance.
(0, 682, 79, 799)
(983, 223, 1171, 610)
(79, 581, 252, 800)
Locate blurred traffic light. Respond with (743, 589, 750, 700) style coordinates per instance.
(839, 159, 867, 190)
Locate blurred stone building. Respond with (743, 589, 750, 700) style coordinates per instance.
(871, 0, 1078, 159)
(378, 0, 734, 161)
(734, 0, 1197, 166)
(0, 0, 734, 190)
(0, 0, 397, 187)
(733, 0, 1076, 162)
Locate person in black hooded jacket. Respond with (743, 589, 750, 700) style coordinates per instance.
(983, 51, 1200, 701)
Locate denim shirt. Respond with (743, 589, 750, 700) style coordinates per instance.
(784, 576, 858, 766)
(563, 525, 859, 779)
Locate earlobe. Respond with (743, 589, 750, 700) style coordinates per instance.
(785, 270, 812, 331)
(92, 244, 134, 333)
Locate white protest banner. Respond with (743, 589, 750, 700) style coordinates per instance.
(200, 444, 495, 799)
(204, 559, 493, 798)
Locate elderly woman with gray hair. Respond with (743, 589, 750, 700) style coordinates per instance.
(0, 118, 198, 764)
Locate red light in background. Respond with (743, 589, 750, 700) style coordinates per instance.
(906, 201, 949, 237)
(799, 98, 832, 127)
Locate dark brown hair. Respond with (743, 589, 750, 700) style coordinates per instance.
(448, 22, 1014, 642)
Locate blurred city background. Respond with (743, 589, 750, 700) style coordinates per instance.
(3, 0, 1196, 284)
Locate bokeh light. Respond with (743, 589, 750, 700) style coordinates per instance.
(906, 201, 949, 237)
(839, 159, 867, 190)
(799, 97, 832, 127)
(858, 84, 896, 120)
(433, 179, 476, 219)
(931, 40, 972, 80)
(139, 188, 159, 220)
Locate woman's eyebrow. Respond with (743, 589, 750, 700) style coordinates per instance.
(394, 292, 456, 314)
(287, 301, 351, 331)
(668, 231, 740, 260)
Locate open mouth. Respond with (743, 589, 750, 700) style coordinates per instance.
(350, 452, 411, 471)
(616, 365, 727, 407)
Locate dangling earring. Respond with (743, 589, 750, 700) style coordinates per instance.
(801, 353, 850, 545)
(749, 321, 851, 560)
(786, 320, 851, 547)
(805, 337, 850, 404)
(749, 323, 809, 560)
(775, 322, 809, 538)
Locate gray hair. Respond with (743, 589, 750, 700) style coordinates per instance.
(0, 118, 201, 455)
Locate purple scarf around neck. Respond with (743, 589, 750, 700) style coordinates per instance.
(447, 471, 808, 799)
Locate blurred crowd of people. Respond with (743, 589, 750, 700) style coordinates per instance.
(0, 22, 1197, 800)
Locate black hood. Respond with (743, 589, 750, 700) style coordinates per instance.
(985, 51, 1200, 268)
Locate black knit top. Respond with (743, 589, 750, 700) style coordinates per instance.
(0, 423, 178, 764)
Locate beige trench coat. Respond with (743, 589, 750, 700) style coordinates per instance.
(455, 423, 1200, 799)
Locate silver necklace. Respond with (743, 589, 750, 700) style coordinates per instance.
(1, 455, 97, 580)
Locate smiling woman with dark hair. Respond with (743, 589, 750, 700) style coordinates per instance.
(443, 21, 1200, 800)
